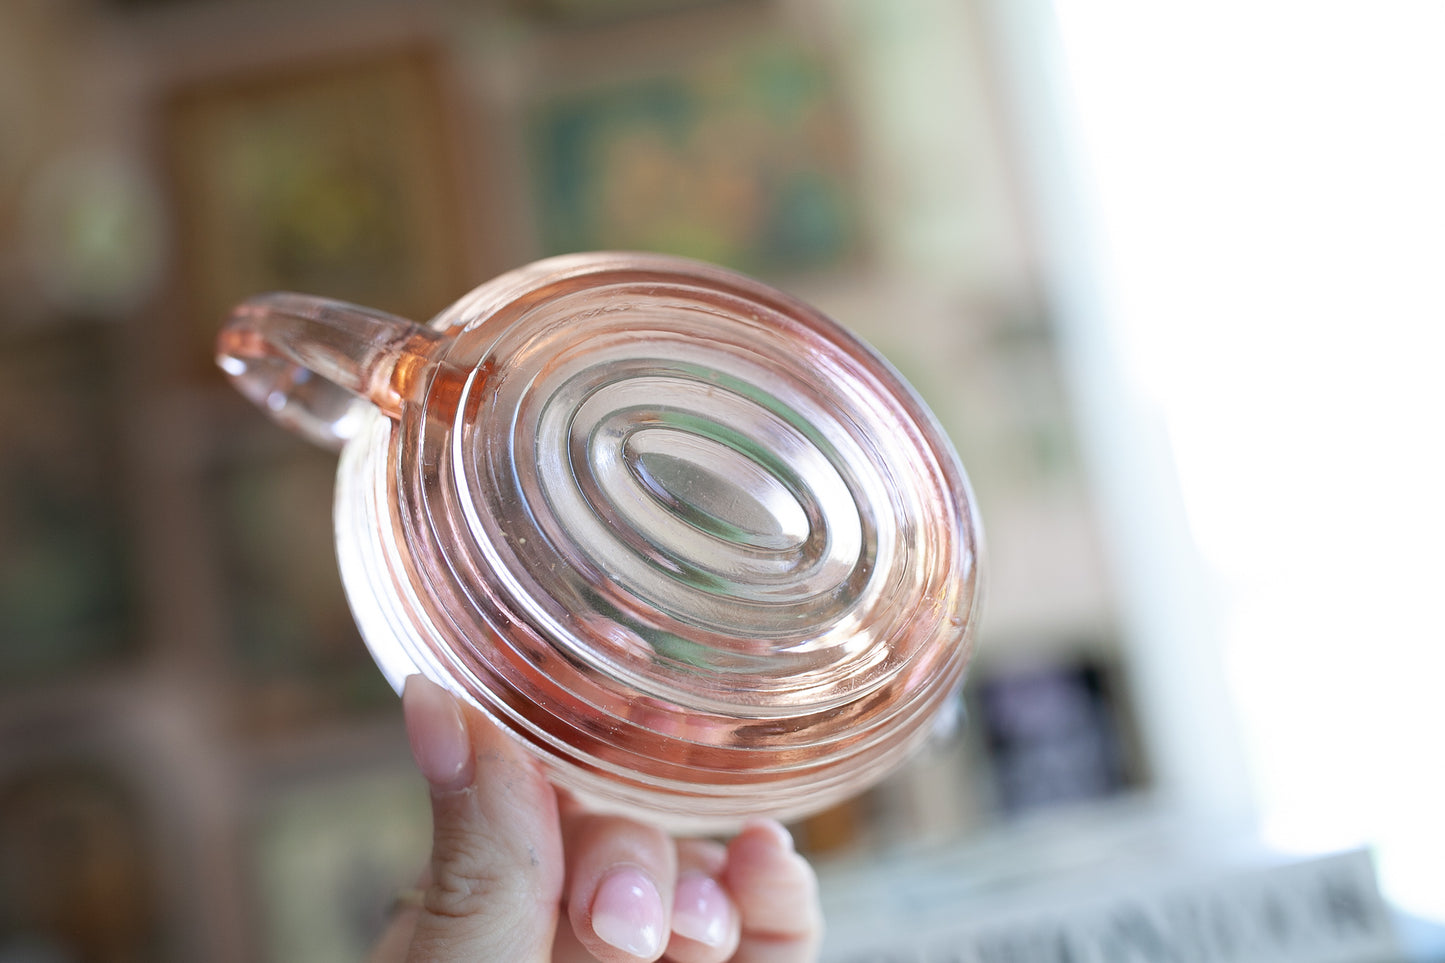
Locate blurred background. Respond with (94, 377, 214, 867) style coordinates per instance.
(1, 0, 1441, 960)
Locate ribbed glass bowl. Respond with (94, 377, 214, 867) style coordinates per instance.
(220, 252, 983, 830)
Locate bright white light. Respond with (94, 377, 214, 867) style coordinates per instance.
(1052, 0, 1445, 921)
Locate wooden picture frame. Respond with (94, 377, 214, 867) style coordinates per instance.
(163, 43, 469, 377)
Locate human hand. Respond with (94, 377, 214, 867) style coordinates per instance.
(369, 675, 824, 963)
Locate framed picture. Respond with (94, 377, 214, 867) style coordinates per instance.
(205, 433, 392, 733)
(525, 31, 859, 278)
(973, 653, 1145, 817)
(0, 324, 136, 684)
(164, 44, 469, 376)
(249, 766, 429, 963)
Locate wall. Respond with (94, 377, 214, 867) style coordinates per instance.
(0, 1, 1138, 959)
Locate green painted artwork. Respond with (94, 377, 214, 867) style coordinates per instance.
(529, 38, 856, 277)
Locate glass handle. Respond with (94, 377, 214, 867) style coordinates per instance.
(215, 293, 444, 450)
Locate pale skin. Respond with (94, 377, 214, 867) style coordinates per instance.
(370, 676, 825, 963)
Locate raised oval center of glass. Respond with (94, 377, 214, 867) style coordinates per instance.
(623, 427, 809, 553)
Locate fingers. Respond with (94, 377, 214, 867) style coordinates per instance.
(555, 815, 741, 963)
(401, 675, 565, 963)
(397, 674, 823, 963)
(562, 810, 676, 961)
(725, 821, 823, 963)
(665, 838, 740, 963)
(555, 812, 818, 963)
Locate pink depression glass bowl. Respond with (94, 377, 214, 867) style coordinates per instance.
(217, 252, 983, 830)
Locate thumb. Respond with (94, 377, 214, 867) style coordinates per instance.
(400, 674, 564, 963)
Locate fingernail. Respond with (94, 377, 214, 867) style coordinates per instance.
(403, 675, 474, 791)
(592, 866, 665, 958)
(672, 872, 731, 947)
